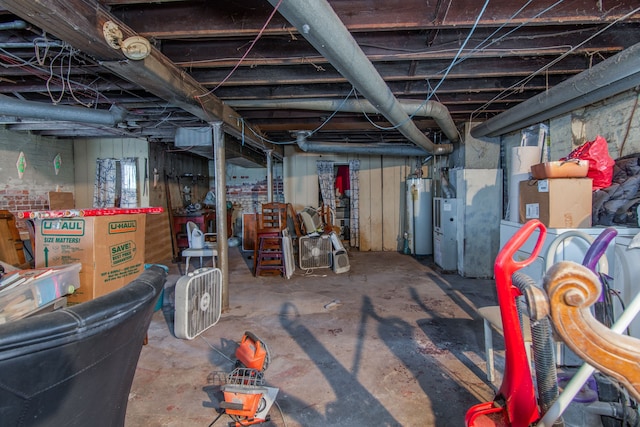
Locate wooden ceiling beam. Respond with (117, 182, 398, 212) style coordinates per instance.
(0, 0, 280, 156)
(108, 0, 640, 38)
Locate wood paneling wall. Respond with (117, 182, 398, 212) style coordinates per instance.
(283, 147, 414, 251)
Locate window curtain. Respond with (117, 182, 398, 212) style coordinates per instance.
(349, 159, 360, 248)
(120, 157, 139, 208)
(317, 160, 336, 225)
(93, 158, 117, 208)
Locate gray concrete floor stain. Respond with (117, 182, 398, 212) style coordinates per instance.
(125, 249, 499, 427)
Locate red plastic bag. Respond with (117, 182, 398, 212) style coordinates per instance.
(561, 135, 614, 190)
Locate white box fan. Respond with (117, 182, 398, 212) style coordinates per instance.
(175, 268, 222, 340)
(299, 234, 332, 269)
(329, 231, 350, 274)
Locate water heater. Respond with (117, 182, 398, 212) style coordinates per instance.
(406, 178, 433, 256)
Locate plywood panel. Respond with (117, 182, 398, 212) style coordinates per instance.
(48, 192, 75, 210)
(0, 210, 27, 267)
(381, 158, 408, 252)
(144, 211, 173, 264)
(368, 157, 384, 251)
(358, 157, 374, 251)
(242, 213, 258, 252)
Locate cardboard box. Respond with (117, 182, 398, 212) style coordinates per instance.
(35, 214, 146, 304)
(530, 160, 589, 179)
(519, 178, 592, 228)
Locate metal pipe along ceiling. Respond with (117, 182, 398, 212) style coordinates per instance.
(0, 95, 127, 126)
(471, 41, 640, 138)
(266, 0, 454, 155)
(226, 99, 460, 143)
(295, 131, 430, 157)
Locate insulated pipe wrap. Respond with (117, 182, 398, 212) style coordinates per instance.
(267, 0, 453, 155)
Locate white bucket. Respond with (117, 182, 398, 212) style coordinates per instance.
(191, 228, 205, 248)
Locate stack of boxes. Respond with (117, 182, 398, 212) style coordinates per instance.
(34, 214, 147, 304)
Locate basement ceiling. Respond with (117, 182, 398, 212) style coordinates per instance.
(0, 0, 640, 162)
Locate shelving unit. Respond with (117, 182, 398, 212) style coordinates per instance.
(335, 199, 350, 241)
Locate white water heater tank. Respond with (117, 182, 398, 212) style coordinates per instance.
(406, 178, 433, 256)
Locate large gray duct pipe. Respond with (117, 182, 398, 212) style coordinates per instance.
(471, 42, 640, 138)
(227, 98, 460, 143)
(295, 131, 430, 156)
(0, 95, 127, 126)
(0, 20, 27, 31)
(266, 0, 453, 155)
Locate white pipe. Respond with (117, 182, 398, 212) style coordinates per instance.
(537, 289, 640, 426)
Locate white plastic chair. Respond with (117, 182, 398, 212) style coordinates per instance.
(181, 221, 217, 272)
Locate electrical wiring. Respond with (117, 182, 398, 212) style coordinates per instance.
(46, 46, 68, 104)
(233, 86, 357, 146)
(65, 48, 93, 108)
(195, 0, 283, 99)
(471, 4, 640, 121)
(356, 0, 491, 133)
(0, 44, 114, 105)
(448, 0, 558, 69)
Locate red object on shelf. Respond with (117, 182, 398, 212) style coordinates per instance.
(17, 207, 163, 219)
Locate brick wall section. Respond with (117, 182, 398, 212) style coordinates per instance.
(0, 129, 74, 237)
(220, 163, 284, 235)
(226, 177, 284, 214)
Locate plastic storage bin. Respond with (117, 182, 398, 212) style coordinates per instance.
(0, 263, 81, 323)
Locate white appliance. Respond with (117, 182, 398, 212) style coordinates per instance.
(299, 207, 323, 235)
(299, 234, 332, 269)
(500, 221, 640, 364)
(454, 168, 503, 278)
(433, 198, 458, 271)
(499, 220, 640, 286)
(329, 231, 350, 274)
(174, 268, 222, 340)
(406, 177, 433, 256)
(613, 234, 640, 339)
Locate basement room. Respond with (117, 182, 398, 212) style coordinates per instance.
(2, 1, 640, 426)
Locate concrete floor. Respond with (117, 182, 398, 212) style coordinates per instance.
(125, 248, 500, 427)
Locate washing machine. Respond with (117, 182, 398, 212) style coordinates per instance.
(613, 235, 640, 339)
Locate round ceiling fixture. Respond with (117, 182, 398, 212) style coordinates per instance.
(121, 36, 151, 60)
(103, 21, 123, 49)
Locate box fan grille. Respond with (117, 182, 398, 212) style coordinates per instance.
(298, 235, 332, 269)
(174, 268, 222, 340)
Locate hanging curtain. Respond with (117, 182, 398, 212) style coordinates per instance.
(120, 157, 139, 208)
(349, 159, 360, 248)
(316, 160, 335, 225)
(93, 158, 117, 208)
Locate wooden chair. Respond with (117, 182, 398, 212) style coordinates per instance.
(253, 203, 287, 277)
